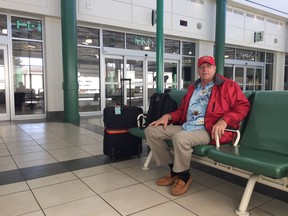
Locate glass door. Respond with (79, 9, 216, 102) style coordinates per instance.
(235, 66, 245, 90)
(224, 64, 264, 91)
(104, 57, 145, 109)
(246, 67, 263, 91)
(0, 46, 10, 121)
(126, 58, 144, 108)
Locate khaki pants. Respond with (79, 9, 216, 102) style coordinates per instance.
(144, 125, 211, 172)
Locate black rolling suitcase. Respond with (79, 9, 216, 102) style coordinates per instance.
(103, 78, 143, 160)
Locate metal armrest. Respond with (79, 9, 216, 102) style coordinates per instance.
(216, 128, 241, 148)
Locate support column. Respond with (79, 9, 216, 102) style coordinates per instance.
(156, 0, 164, 93)
(61, 0, 80, 125)
(215, 0, 226, 75)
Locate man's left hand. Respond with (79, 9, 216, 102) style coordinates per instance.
(211, 119, 227, 140)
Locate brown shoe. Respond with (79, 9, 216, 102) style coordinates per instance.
(170, 175, 192, 196)
(156, 174, 179, 186)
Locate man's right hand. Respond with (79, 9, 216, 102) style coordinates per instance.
(149, 114, 171, 129)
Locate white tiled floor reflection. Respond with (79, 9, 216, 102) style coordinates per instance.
(0, 120, 286, 216)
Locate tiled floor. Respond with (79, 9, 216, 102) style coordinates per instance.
(0, 117, 287, 216)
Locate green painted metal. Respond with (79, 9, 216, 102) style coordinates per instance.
(215, 0, 226, 75)
(156, 0, 164, 93)
(61, 0, 80, 125)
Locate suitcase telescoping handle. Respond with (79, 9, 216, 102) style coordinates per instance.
(120, 78, 132, 108)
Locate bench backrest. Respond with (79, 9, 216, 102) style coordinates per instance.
(240, 91, 256, 134)
(239, 91, 288, 155)
(168, 90, 187, 106)
(167, 90, 254, 132)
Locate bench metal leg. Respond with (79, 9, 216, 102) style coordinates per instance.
(235, 174, 260, 216)
(142, 151, 153, 170)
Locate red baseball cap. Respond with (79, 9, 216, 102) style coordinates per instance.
(197, 56, 216, 67)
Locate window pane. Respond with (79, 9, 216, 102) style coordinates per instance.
(224, 66, 233, 80)
(164, 62, 177, 90)
(147, 61, 156, 99)
(11, 17, 42, 40)
(13, 40, 44, 114)
(78, 47, 100, 112)
(126, 59, 143, 107)
(265, 64, 273, 90)
(0, 50, 6, 113)
(126, 34, 156, 51)
(235, 67, 244, 84)
(182, 41, 195, 56)
(255, 51, 265, 62)
(165, 39, 180, 54)
(236, 49, 255, 61)
(225, 47, 235, 59)
(246, 68, 254, 90)
(105, 58, 123, 83)
(0, 14, 7, 36)
(285, 54, 288, 90)
(285, 64, 288, 90)
(182, 57, 195, 89)
(105, 58, 123, 107)
(255, 68, 262, 86)
(266, 53, 274, 63)
(103, 30, 124, 48)
(77, 26, 99, 46)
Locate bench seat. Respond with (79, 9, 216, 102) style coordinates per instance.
(128, 127, 217, 157)
(207, 91, 288, 216)
(207, 146, 288, 179)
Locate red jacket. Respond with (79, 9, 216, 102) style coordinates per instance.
(170, 74, 250, 144)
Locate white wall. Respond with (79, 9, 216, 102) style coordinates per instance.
(0, 0, 60, 17)
(226, 6, 286, 52)
(229, 0, 288, 19)
(77, 0, 215, 41)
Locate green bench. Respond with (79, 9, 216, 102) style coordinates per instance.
(207, 91, 288, 216)
(129, 90, 288, 215)
(128, 90, 254, 170)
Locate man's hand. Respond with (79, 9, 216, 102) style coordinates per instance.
(149, 114, 171, 129)
(211, 119, 227, 140)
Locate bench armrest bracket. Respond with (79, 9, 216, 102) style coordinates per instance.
(216, 129, 241, 148)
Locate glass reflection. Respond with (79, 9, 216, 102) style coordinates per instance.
(77, 26, 99, 47)
(77, 47, 101, 112)
(11, 16, 42, 40)
(126, 59, 143, 107)
(105, 58, 123, 107)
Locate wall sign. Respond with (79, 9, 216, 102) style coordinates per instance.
(254, 31, 264, 43)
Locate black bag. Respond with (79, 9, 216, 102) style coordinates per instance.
(144, 92, 178, 127)
(103, 129, 142, 160)
(103, 78, 143, 160)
